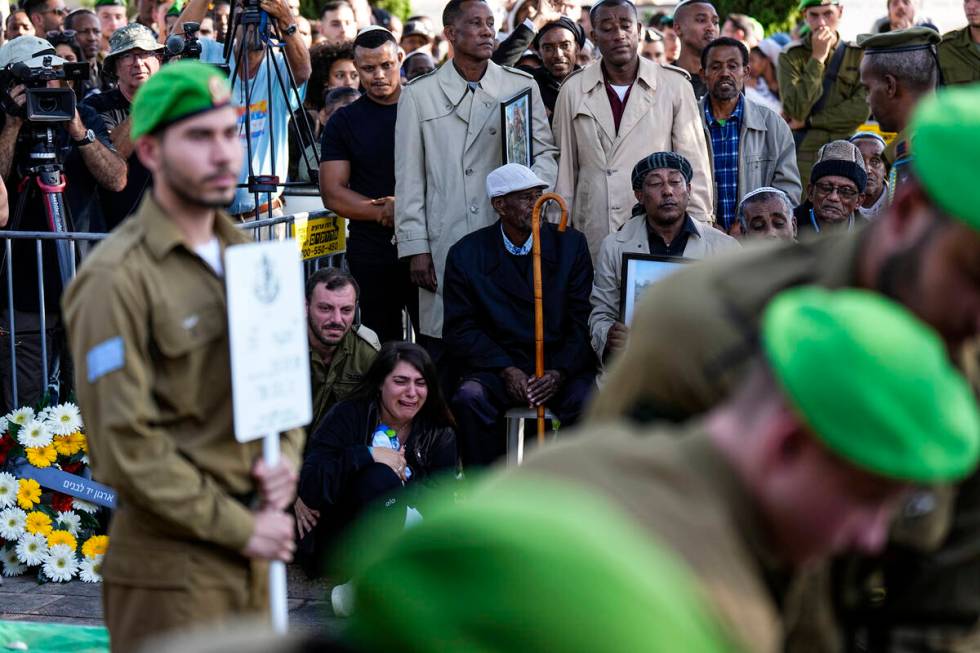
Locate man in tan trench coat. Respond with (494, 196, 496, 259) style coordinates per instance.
(62, 62, 303, 652)
(552, 0, 713, 259)
(394, 0, 558, 343)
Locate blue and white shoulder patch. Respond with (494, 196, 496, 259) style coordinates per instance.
(86, 337, 125, 383)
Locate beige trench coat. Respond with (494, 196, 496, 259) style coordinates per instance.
(552, 57, 714, 259)
(394, 61, 558, 338)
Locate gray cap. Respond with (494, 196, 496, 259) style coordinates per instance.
(0, 36, 68, 69)
(486, 164, 547, 199)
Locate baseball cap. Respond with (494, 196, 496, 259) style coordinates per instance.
(486, 163, 547, 199)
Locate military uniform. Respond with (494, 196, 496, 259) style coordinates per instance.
(938, 27, 980, 86)
(309, 325, 380, 432)
(63, 195, 305, 651)
(779, 33, 868, 184)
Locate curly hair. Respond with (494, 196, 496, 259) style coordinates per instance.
(307, 41, 356, 110)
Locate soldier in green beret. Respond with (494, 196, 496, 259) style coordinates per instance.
(62, 61, 304, 653)
(779, 0, 869, 185)
(857, 27, 941, 199)
(589, 84, 980, 652)
(938, 0, 980, 85)
(507, 286, 980, 653)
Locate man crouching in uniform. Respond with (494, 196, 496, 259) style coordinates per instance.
(62, 61, 304, 652)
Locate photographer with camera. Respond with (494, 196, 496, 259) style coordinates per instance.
(0, 35, 126, 411)
(84, 24, 164, 229)
(174, 0, 311, 221)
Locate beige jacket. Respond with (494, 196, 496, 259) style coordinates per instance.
(589, 213, 740, 359)
(394, 61, 558, 338)
(552, 58, 714, 259)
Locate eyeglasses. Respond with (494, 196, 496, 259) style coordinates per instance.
(118, 50, 163, 63)
(814, 181, 859, 200)
(41, 6, 68, 16)
(46, 29, 76, 40)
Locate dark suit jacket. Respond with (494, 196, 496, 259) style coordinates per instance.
(443, 220, 596, 377)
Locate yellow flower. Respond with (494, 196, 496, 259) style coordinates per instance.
(25, 510, 52, 536)
(67, 432, 87, 455)
(16, 478, 41, 510)
(26, 445, 58, 468)
(81, 535, 108, 559)
(52, 435, 74, 457)
(47, 529, 77, 551)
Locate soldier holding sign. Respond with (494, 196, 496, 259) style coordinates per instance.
(62, 61, 303, 652)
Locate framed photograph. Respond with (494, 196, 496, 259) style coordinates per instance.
(620, 253, 690, 325)
(501, 88, 532, 167)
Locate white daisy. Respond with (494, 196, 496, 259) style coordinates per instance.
(15, 532, 47, 566)
(0, 415, 8, 434)
(16, 419, 52, 448)
(56, 511, 81, 537)
(73, 499, 98, 514)
(81, 455, 89, 465)
(1, 546, 25, 577)
(42, 544, 77, 582)
(78, 555, 102, 583)
(0, 472, 17, 509)
(6, 407, 34, 427)
(45, 403, 82, 436)
(0, 507, 26, 540)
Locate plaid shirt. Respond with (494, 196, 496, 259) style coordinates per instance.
(704, 96, 744, 232)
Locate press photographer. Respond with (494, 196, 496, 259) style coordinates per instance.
(0, 35, 126, 412)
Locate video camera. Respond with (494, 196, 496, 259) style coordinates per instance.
(0, 56, 89, 123)
(164, 21, 203, 62)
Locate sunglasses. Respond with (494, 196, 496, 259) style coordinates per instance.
(46, 29, 76, 40)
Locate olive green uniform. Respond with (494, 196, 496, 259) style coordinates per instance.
(62, 195, 305, 653)
(308, 326, 379, 432)
(589, 230, 980, 652)
(779, 34, 869, 185)
(497, 422, 783, 653)
(938, 27, 980, 86)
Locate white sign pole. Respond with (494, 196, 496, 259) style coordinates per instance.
(225, 240, 313, 636)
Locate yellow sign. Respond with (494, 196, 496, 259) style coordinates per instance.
(294, 215, 346, 260)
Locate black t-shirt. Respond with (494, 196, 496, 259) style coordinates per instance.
(83, 88, 152, 231)
(1, 104, 114, 312)
(319, 95, 397, 261)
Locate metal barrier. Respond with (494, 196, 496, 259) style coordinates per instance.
(0, 210, 347, 412)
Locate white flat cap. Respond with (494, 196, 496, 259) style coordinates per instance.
(486, 163, 547, 199)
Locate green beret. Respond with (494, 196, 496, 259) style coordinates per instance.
(166, 0, 183, 17)
(131, 60, 232, 140)
(857, 26, 940, 53)
(94, 0, 126, 7)
(910, 84, 980, 233)
(762, 287, 980, 484)
(339, 477, 736, 653)
(798, 0, 838, 12)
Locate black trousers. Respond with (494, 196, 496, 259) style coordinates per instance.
(347, 254, 418, 344)
(450, 372, 595, 467)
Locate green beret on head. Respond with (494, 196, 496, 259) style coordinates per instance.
(910, 84, 980, 233)
(94, 0, 126, 7)
(131, 60, 232, 140)
(857, 26, 940, 53)
(339, 477, 736, 653)
(166, 0, 184, 17)
(798, 0, 838, 12)
(762, 287, 980, 484)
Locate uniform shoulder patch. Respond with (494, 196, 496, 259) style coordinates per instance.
(659, 62, 691, 80)
(355, 324, 382, 351)
(86, 336, 125, 383)
(501, 64, 534, 80)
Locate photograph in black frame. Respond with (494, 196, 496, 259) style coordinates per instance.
(619, 253, 691, 324)
(501, 88, 533, 167)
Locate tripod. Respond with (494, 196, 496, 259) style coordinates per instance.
(220, 0, 320, 222)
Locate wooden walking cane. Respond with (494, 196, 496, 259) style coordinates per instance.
(531, 193, 569, 443)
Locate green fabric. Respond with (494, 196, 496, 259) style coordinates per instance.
(94, 0, 125, 6)
(798, 0, 838, 11)
(762, 287, 980, 484)
(338, 477, 739, 653)
(911, 85, 980, 233)
(938, 27, 980, 85)
(131, 60, 231, 139)
(166, 0, 184, 17)
(857, 26, 940, 52)
(0, 621, 109, 653)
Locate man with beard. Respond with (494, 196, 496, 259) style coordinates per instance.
(589, 152, 739, 363)
(672, 0, 718, 99)
(526, 17, 584, 120)
(63, 61, 302, 652)
(64, 9, 104, 95)
(589, 84, 980, 652)
(303, 267, 380, 433)
(83, 23, 164, 229)
(699, 37, 800, 232)
(795, 139, 865, 235)
(938, 0, 980, 84)
(849, 131, 887, 219)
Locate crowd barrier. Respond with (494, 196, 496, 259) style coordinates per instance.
(0, 210, 347, 413)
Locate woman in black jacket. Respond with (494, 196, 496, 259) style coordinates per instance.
(295, 341, 457, 576)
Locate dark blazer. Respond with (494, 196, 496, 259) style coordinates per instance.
(443, 220, 596, 377)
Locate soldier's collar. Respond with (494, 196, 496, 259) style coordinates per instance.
(139, 193, 248, 261)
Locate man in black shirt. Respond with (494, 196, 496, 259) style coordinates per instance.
(320, 27, 418, 344)
(0, 35, 126, 411)
(83, 23, 163, 230)
(525, 17, 583, 121)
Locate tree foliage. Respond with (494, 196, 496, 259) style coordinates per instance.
(713, 0, 800, 35)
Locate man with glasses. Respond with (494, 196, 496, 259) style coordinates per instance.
(22, 0, 67, 36)
(64, 9, 105, 97)
(84, 24, 164, 230)
(796, 140, 866, 235)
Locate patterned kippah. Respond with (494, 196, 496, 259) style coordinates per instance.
(631, 152, 693, 190)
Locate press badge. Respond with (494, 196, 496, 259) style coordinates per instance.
(87, 337, 125, 383)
